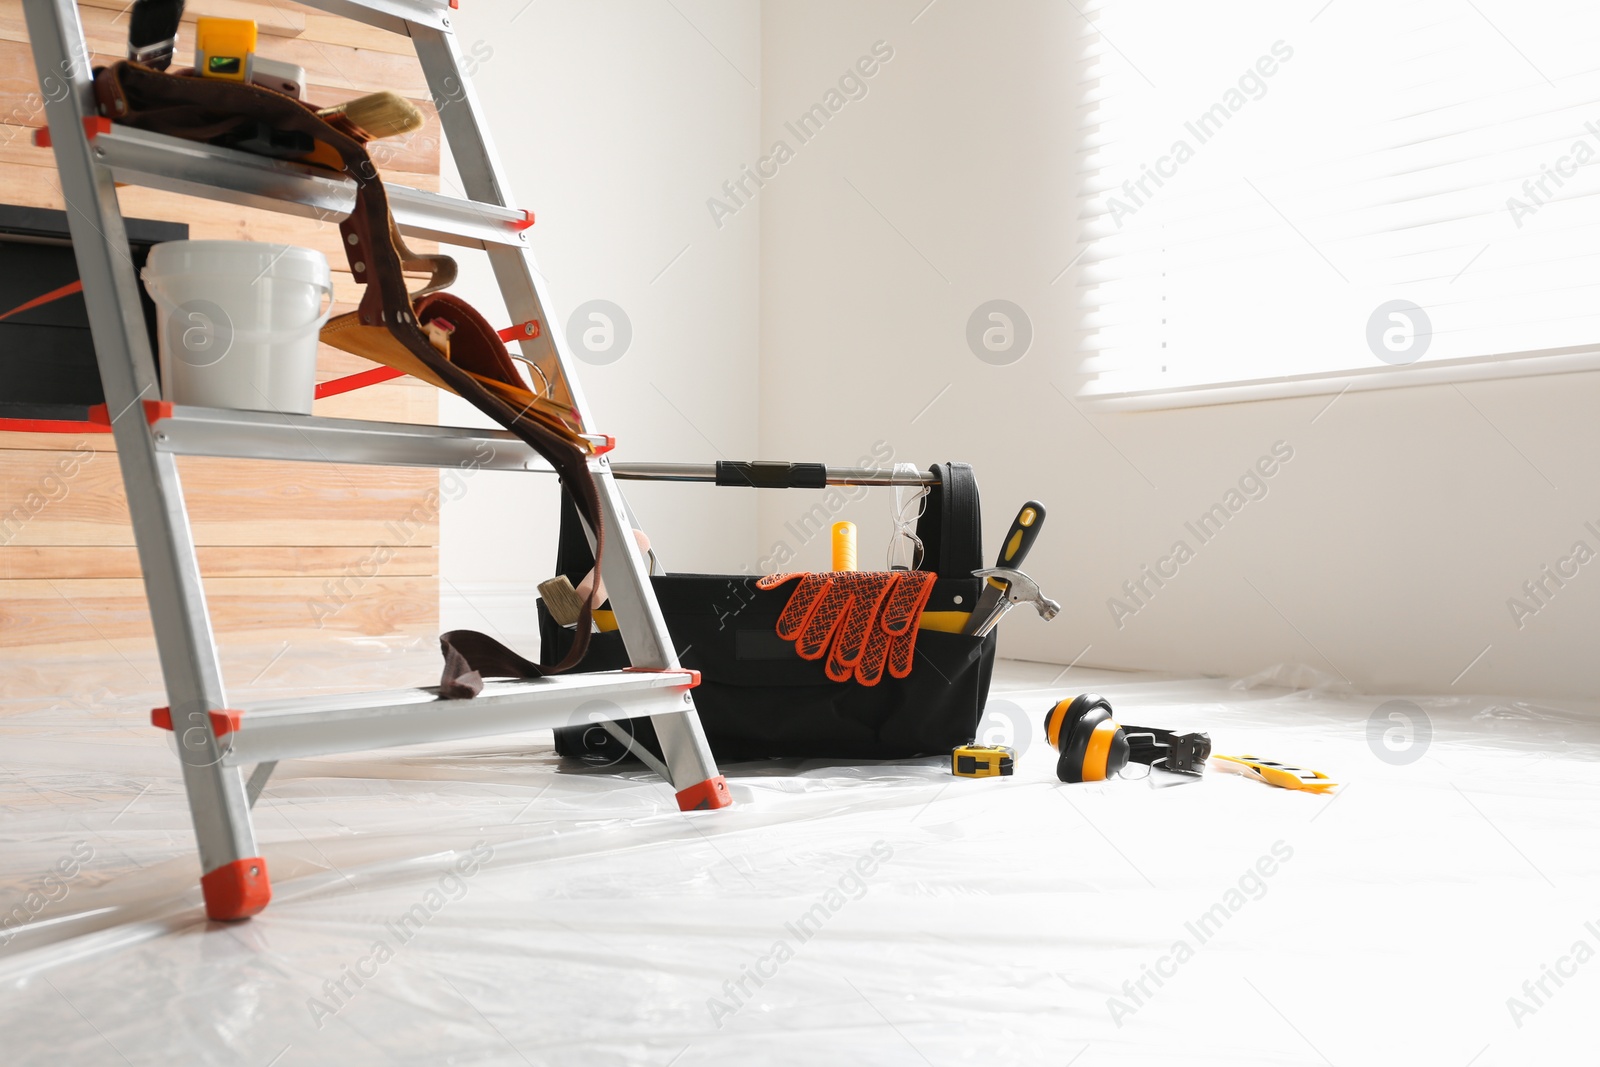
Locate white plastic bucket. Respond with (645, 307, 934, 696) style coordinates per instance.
(142, 241, 333, 415)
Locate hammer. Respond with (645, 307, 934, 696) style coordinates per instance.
(968, 567, 1061, 637)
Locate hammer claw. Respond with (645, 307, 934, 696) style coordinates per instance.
(970, 567, 1061, 636)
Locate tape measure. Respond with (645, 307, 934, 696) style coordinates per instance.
(952, 744, 1014, 778)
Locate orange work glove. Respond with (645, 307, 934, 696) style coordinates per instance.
(755, 570, 937, 686)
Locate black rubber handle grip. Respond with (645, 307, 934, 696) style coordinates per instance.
(994, 500, 1046, 568)
(714, 461, 828, 489)
(129, 0, 186, 69)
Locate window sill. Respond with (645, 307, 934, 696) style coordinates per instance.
(1081, 345, 1600, 412)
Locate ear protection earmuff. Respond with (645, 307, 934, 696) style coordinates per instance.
(1044, 694, 1129, 782)
(1044, 694, 1212, 783)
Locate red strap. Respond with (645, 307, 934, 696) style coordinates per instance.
(0, 279, 83, 323)
(0, 417, 108, 434)
(313, 365, 405, 399)
(313, 321, 536, 398)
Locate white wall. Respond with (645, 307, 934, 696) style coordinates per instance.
(444, 1, 1600, 701)
(441, 1, 761, 642)
(756, 1, 1600, 702)
(756, 0, 1078, 584)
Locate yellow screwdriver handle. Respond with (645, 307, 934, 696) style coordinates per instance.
(831, 521, 857, 572)
(988, 501, 1045, 590)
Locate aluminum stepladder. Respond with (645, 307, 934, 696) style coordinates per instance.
(22, 0, 730, 922)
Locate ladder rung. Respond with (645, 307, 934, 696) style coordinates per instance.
(144, 406, 904, 488)
(151, 404, 574, 470)
(219, 671, 698, 766)
(394, 185, 534, 248)
(83, 124, 530, 249)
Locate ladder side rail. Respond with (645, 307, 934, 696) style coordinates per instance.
(409, 22, 725, 799)
(408, 24, 592, 424)
(588, 455, 716, 794)
(409, 17, 680, 670)
(592, 463, 720, 791)
(587, 462, 676, 671)
(22, 0, 264, 912)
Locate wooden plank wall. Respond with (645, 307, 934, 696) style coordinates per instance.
(0, 1, 444, 674)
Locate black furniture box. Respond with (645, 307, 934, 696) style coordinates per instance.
(0, 204, 187, 423)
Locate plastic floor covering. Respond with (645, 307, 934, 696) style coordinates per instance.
(2, 650, 1598, 1066)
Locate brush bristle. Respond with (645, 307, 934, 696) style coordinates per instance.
(337, 91, 424, 138)
(538, 576, 587, 628)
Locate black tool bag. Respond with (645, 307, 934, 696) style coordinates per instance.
(541, 463, 997, 763)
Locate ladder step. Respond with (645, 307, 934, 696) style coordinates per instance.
(78, 124, 531, 249)
(292, 0, 451, 36)
(219, 670, 699, 766)
(150, 403, 566, 471)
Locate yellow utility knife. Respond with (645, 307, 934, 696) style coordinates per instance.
(1212, 754, 1337, 793)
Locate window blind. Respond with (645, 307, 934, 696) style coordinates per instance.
(1077, 0, 1600, 406)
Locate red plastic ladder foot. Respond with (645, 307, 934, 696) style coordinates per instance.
(200, 857, 272, 920)
(675, 776, 732, 812)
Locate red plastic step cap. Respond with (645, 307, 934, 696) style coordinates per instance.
(496, 319, 541, 342)
(675, 775, 732, 812)
(150, 706, 243, 738)
(201, 857, 271, 921)
(33, 116, 111, 148)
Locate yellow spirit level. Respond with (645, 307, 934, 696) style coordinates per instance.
(195, 17, 257, 82)
(952, 744, 1014, 778)
(192, 17, 305, 100)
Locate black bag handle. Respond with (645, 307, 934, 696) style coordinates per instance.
(555, 461, 982, 581)
(915, 462, 982, 580)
